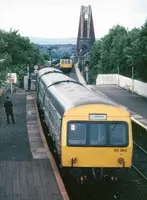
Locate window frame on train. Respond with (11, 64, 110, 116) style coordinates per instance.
(67, 121, 129, 147)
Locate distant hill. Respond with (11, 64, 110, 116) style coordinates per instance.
(36, 43, 76, 60)
(29, 37, 77, 45)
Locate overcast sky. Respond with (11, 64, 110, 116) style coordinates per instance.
(0, 0, 147, 39)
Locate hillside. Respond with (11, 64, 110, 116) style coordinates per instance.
(37, 44, 76, 60)
(29, 37, 77, 45)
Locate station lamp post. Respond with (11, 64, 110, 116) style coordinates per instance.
(26, 63, 30, 77)
(117, 66, 120, 86)
(132, 66, 134, 93)
(85, 63, 89, 84)
(26, 63, 31, 90)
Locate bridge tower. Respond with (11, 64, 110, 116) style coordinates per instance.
(77, 5, 95, 55)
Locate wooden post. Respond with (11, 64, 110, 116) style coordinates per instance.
(117, 66, 120, 86)
(132, 66, 134, 93)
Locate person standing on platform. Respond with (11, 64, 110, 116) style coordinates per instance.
(4, 96, 15, 124)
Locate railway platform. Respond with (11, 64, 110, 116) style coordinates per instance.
(75, 62, 147, 129)
(89, 85, 147, 129)
(75, 62, 147, 150)
(0, 91, 69, 200)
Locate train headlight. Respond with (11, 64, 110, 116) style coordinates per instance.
(71, 157, 77, 166)
(118, 157, 125, 167)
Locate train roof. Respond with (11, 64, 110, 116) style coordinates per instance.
(38, 67, 80, 89)
(38, 67, 62, 78)
(38, 68, 124, 115)
(48, 82, 118, 114)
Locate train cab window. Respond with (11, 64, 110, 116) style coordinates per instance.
(68, 123, 86, 145)
(109, 123, 128, 146)
(89, 124, 106, 145)
(68, 59, 71, 64)
(61, 60, 64, 64)
(67, 121, 128, 147)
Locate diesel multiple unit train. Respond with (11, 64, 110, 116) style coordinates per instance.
(36, 67, 133, 182)
(59, 56, 73, 73)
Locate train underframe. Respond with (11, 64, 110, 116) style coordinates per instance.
(60, 67, 72, 74)
(59, 166, 128, 186)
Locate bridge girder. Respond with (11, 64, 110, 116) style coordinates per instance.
(77, 5, 95, 55)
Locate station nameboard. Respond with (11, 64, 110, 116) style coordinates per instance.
(7, 73, 17, 83)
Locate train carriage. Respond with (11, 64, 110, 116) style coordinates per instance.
(59, 56, 73, 73)
(36, 67, 133, 181)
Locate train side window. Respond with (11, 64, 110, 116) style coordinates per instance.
(68, 123, 86, 145)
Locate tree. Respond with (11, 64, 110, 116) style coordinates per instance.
(88, 20, 147, 83)
(0, 29, 44, 87)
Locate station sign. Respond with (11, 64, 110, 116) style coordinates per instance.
(7, 73, 17, 83)
(34, 65, 38, 70)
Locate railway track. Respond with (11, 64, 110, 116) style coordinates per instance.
(132, 142, 147, 181)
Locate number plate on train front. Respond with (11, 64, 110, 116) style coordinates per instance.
(114, 149, 127, 152)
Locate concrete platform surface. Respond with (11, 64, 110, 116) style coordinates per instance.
(87, 85, 147, 130)
(0, 92, 68, 200)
